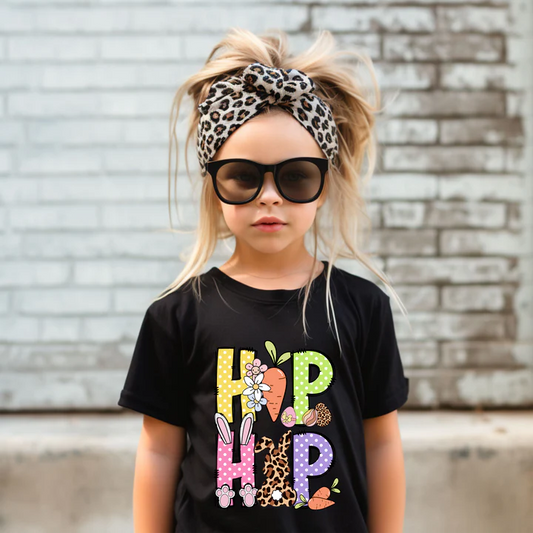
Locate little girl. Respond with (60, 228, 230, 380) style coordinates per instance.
(118, 27, 410, 533)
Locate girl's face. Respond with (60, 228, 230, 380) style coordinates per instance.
(211, 108, 328, 258)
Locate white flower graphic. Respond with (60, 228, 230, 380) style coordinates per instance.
(242, 373, 271, 401)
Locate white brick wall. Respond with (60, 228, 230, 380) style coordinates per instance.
(0, 0, 531, 410)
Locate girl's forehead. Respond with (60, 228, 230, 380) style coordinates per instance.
(213, 110, 326, 161)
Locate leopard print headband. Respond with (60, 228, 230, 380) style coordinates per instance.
(196, 62, 339, 177)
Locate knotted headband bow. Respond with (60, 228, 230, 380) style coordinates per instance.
(196, 62, 339, 177)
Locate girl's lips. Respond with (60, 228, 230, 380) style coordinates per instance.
(253, 223, 286, 233)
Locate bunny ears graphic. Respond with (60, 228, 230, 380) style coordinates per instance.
(215, 412, 254, 446)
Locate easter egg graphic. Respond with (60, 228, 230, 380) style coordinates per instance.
(280, 406, 296, 427)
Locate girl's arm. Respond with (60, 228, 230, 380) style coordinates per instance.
(133, 415, 187, 533)
(363, 410, 407, 533)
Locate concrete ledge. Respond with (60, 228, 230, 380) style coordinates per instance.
(0, 411, 532, 533)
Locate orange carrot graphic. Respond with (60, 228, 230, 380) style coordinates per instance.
(261, 341, 291, 423)
(294, 478, 340, 510)
(262, 367, 286, 423)
(311, 487, 330, 500)
(308, 497, 335, 510)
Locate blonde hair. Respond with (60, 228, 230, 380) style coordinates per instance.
(155, 27, 409, 357)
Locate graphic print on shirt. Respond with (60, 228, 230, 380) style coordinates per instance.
(214, 340, 341, 510)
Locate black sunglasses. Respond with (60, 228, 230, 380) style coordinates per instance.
(205, 156, 329, 205)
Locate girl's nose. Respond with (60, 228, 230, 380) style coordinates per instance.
(256, 172, 282, 202)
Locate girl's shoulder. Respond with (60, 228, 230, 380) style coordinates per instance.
(330, 263, 389, 303)
(144, 274, 203, 324)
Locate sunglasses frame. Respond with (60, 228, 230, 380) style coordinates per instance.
(206, 156, 329, 205)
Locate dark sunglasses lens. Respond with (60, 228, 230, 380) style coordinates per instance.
(216, 162, 261, 203)
(278, 160, 322, 201)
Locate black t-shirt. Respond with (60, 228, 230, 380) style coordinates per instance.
(118, 260, 409, 533)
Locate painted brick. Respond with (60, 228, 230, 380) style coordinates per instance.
(441, 341, 521, 368)
(0, 371, 127, 408)
(396, 371, 439, 408)
(440, 230, 526, 256)
(507, 204, 522, 231)
(316, 33, 381, 60)
(313, 6, 435, 32)
(102, 203, 197, 230)
(506, 34, 529, 64)
(506, 92, 530, 117)
(9, 92, 172, 118)
(0, 7, 32, 32)
(396, 341, 438, 368)
(103, 148, 170, 173)
(8, 36, 98, 60)
(27, 120, 123, 145)
(17, 290, 111, 315)
(101, 36, 182, 60)
(438, 175, 525, 201)
(441, 285, 511, 311)
(383, 202, 426, 228)
(383, 34, 503, 62)
(387, 91, 506, 117)
(0, 318, 40, 342)
(0, 208, 7, 234)
(386, 258, 518, 284)
(440, 119, 524, 145)
(0, 150, 11, 174)
(114, 288, 166, 314)
(383, 0, 510, 3)
(393, 312, 510, 340)
(384, 147, 505, 172)
(506, 147, 525, 172)
(383, 201, 507, 229)
(0, 262, 69, 287)
(0, 122, 24, 144)
(426, 201, 507, 228)
(16, 149, 102, 174)
(21, 232, 194, 260)
(369, 174, 438, 200)
(41, 318, 82, 342)
(368, 203, 382, 228)
(37, 176, 189, 202)
(374, 63, 437, 89)
(369, 229, 437, 256)
(82, 316, 145, 343)
(441, 64, 520, 90)
(0, 292, 9, 314)
(0, 6, 308, 33)
(513, 341, 533, 366)
(0, 235, 22, 260)
(439, 369, 533, 406)
(394, 286, 439, 311)
(9, 206, 99, 230)
(377, 119, 438, 144)
(437, 6, 511, 33)
(75, 260, 190, 287)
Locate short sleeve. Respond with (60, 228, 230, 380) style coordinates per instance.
(117, 301, 189, 427)
(360, 291, 409, 419)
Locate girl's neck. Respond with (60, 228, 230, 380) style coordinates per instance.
(218, 257, 324, 291)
